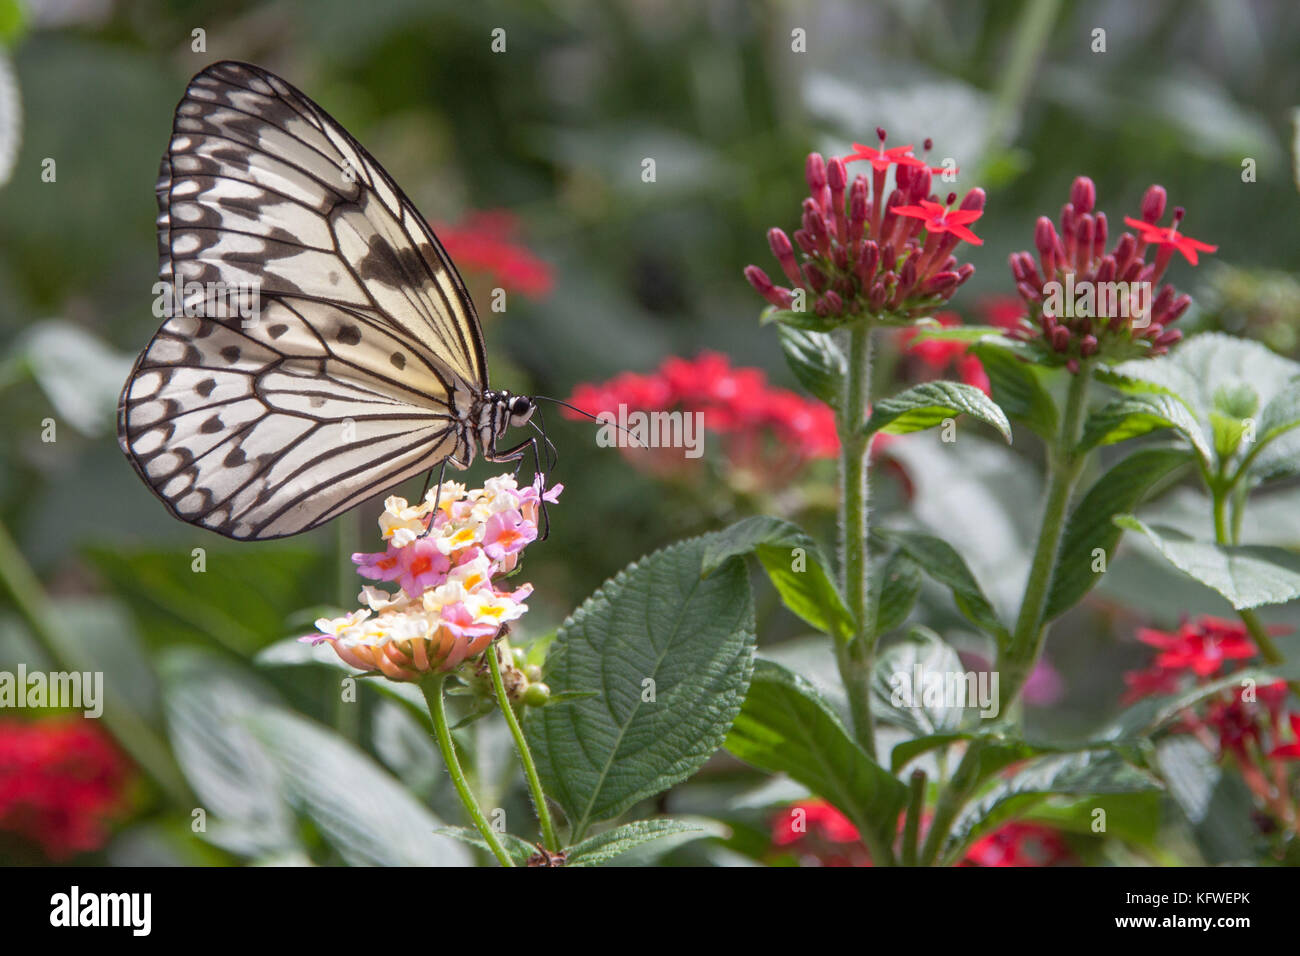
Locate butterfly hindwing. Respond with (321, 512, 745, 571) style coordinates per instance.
(120, 61, 486, 539)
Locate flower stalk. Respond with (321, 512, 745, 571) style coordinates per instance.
(421, 673, 515, 866)
(485, 642, 559, 852)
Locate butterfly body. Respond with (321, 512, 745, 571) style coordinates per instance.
(118, 61, 536, 540)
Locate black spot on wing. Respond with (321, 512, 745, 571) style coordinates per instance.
(337, 324, 362, 346)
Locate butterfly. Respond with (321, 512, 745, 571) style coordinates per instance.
(117, 61, 546, 541)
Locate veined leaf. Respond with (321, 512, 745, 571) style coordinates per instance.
(864, 381, 1012, 443)
(1115, 515, 1300, 610)
(969, 339, 1058, 438)
(1079, 392, 1212, 465)
(777, 324, 845, 408)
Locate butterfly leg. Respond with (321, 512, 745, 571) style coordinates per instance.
(486, 436, 551, 540)
(416, 458, 449, 539)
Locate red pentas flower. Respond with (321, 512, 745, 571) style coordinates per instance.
(0, 717, 132, 859)
(565, 351, 839, 488)
(769, 799, 1074, 866)
(431, 210, 554, 299)
(1269, 714, 1300, 760)
(744, 129, 982, 326)
(1006, 178, 1215, 371)
(1137, 616, 1257, 677)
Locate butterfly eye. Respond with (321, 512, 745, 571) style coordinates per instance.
(510, 396, 535, 424)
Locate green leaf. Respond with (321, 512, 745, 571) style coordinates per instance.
(565, 819, 724, 866)
(890, 728, 1056, 776)
(524, 534, 755, 840)
(1155, 737, 1259, 864)
(1246, 378, 1300, 483)
(968, 339, 1058, 438)
(247, 709, 471, 866)
(906, 324, 1005, 344)
(870, 626, 968, 737)
(1044, 447, 1190, 620)
(872, 529, 1011, 646)
(1079, 392, 1212, 465)
(725, 660, 907, 848)
(864, 381, 1012, 443)
(1098, 659, 1300, 743)
(942, 749, 1161, 862)
(776, 324, 844, 408)
(868, 549, 921, 637)
(1115, 515, 1300, 610)
(433, 827, 537, 866)
(759, 306, 840, 332)
(702, 516, 854, 641)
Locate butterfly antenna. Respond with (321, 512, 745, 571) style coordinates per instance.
(532, 395, 648, 449)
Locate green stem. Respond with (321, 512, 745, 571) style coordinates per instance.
(837, 322, 876, 755)
(486, 644, 559, 853)
(902, 768, 927, 867)
(999, 366, 1092, 709)
(0, 520, 191, 806)
(921, 366, 1093, 865)
(420, 673, 515, 866)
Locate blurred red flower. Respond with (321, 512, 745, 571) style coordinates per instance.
(1136, 616, 1257, 677)
(769, 799, 1073, 866)
(0, 716, 132, 859)
(898, 313, 991, 395)
(565, 351, 840, 487)
(431, 210, 554, 299)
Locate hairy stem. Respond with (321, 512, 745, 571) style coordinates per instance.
(486, 644, 558, 852)
(421, 673, 515, 866)
(921, 366, 1093, 865)
(837, 322, 876, 754)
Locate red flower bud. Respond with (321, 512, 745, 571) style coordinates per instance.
(1140, 185, 1166, 224)
(1070, 176, 1096, 215)
(806, 152, 827, 192)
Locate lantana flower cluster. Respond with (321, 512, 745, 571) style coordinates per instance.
(305, 475, 561, 682)
(0, 717, 132, 859)
(1005, 177, 1217, 371)
(769, 799, 1073, 867)
(1123, 616, 1298, 830)
(745, 129, 983, 325)
(565, 351, 839, 488)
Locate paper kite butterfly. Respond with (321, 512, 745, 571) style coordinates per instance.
(117, 61, 541, 540)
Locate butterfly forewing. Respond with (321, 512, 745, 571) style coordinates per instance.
(119, 61, 487, 539)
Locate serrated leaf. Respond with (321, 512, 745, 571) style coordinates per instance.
(1079, 392, 1212, 465)
(433, 827, 537, 865)
(759, 306, 840, 332)
(565, 819, 724, 866)
(1044, 447, 1190, 620)
(776, 324, 845, 408)
(870, 626, 968, 737)
(968, 339, 1058, 438)
(524, 535, 755, 840)
(864, 381, 1011, 443)
(872, 529, 1011, 646)
(702, 516, 854, 641)
(1115, 515, 1300, 610)
(942, 749, 1161, 862)
(725, 660, 907, 848)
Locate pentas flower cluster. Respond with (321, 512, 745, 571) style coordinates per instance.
(305, 475, 561, 682)
(769, 799, 1073, 867)
(745, 129, 983, 325)
(565, 351, 839, 487)
(1122, 616, 1298, 830)
(1005, 177, 1217, 371)
(0, 717, 132, 859)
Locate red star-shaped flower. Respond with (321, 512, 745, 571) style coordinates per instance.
(892, 199, 984, 245)
(845, 142, 926, 174)
(1122, 216, 1218, 265)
